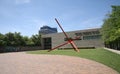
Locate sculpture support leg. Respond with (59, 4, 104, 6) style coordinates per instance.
(69, 40, 79, 52)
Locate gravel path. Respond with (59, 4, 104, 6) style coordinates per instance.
(0, 52, 119, 74)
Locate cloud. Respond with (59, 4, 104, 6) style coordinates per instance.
(15, 0, 30, 4)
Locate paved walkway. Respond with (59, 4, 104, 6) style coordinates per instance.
(0, 52, 119, 74)
(104, 47, 120, 55)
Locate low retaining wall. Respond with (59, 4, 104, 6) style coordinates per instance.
(0, 46, 42, 53)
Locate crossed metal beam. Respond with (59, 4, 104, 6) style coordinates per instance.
(48, 18, 80, 52)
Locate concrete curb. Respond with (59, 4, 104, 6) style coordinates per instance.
(104, 47, 120, 55)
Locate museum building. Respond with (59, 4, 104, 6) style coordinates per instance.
(41, 28, 104, 49)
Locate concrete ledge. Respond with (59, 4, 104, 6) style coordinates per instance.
(104, 47, 120, 55)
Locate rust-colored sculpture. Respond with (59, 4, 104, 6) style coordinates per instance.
(48, 18, 80, 52)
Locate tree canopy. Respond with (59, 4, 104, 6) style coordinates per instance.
(31, 34, 41, 46)
(0, 32, 41, 46)
(101, 6, 120, 49)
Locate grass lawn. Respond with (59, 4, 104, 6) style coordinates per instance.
(27, 48, 120, 73)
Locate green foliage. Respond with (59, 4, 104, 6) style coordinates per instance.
(27, 49, 120, 73)
(0, 33, 6, 46)
(23, 36, 34, 46)
(4, 32, 25, 46)
(0, 32, 42, 46)
(101, 6, 120, 43)
(101, 6, 120, 50)
(31, 34, 41, 46)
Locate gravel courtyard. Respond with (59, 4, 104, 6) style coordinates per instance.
(0, 52, 119, 74)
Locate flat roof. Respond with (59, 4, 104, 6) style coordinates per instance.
(42, 28, 101, 37)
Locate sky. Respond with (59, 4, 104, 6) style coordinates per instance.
(0, 0, 120, 37)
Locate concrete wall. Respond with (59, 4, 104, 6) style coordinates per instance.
(42, 28, 104, 49)
(0, 46, 42, 53)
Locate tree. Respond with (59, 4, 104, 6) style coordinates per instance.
(23, 36, 34, 46)
(14, 32, 26, 46)
(4, 32, 26, 46)
(4, 32, 15, 46)
(0, 33, 6, 46)
(0, 32, 42, 47)
(31, 34, 41, 46)
(101, 6, 120, 50)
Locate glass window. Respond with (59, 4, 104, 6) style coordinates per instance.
(83, 35, 101, 40)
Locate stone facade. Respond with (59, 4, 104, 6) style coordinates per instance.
(41, 28, 104, 49)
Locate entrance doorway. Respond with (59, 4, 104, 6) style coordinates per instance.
(43, 37, 51, 49)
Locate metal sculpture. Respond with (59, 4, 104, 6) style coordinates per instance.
(48, 18, 80, 52)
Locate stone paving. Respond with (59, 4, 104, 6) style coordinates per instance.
(0, 52, 119, 74)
